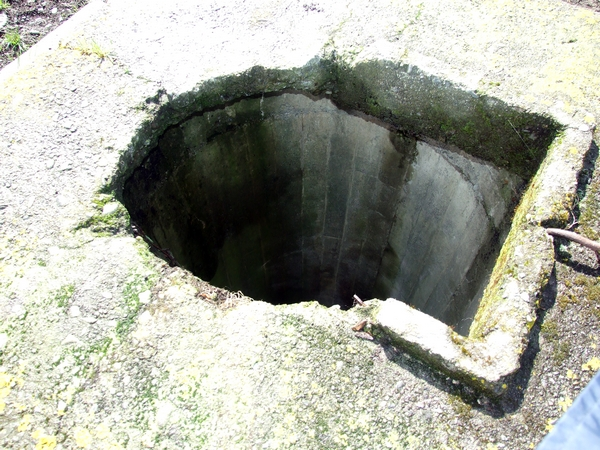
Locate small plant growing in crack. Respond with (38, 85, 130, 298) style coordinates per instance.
(63, 38, 113, 62)
(0, 0, 10, 11)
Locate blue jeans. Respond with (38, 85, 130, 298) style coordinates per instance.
(537, 370, 600, 449)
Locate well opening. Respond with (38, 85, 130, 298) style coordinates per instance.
(122, 91, 529, 334)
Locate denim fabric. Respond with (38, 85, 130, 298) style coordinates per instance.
(537, 370, 600, 449)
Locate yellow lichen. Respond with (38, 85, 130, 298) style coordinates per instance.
(575, 9, 599, 25)
(17, 413, 32, 432)
(0, 371, 24, 413)
(558, 396, 573, 412)
(32, 429, 57, 450)
(582, 357, 600, 371)
(94, 423, 112, 440)
(74, 427, 93, 448)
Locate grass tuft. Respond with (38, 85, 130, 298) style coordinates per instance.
(2, 28, 26, 55)
(70, 38, 113, 62)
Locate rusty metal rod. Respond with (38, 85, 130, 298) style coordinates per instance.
(546, 228, 600, 261)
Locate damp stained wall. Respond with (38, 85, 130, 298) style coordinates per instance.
(123, 93, 522, 332)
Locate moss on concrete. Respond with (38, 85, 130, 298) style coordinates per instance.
(112, 55, 562, 195)
(74, 194, 130, 236)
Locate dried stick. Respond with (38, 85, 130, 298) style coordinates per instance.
(352, 294, 365, 306)
(352, 319, 368, 332)
(546, 228, 600, 263)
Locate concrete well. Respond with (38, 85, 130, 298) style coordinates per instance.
(112, 56, 582, 396)
(122, 92, 524, 335)
(2, 1, 600, 446)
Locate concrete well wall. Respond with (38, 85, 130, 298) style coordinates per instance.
(123, 93, 522, 332)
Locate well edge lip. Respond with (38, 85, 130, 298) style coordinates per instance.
(358, 127, 593, 397)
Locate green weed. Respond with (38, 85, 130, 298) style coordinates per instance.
(541, 319, 559, 342)
(578, 170, 600, 240)
(541, 317, 571, 363)
(71, 38, 112, 61)
(54, 284, 75, 308)
(586, 282, 600, 303)
(0, 0, 9, 11)
(566, 273, 600, 319)
(69, 336, 113, 379)
(115, 274, 156, 339)
(448, 394, 473, 419)
(97, 182, 114, 195)
(2, 28, 26, 55)
(553, 341, 570, 364)
(574, 274, 588, 286)
(557, 293, 578, 309)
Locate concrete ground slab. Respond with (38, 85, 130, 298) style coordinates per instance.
(0, 0, 598, 448)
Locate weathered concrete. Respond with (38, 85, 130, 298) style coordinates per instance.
(0, 0, 599, 448)
(372, 140, 522, 333)
(123, 93, 522, 334)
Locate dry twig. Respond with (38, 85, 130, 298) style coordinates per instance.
(352, 319, 368, 332)
(353, 294, 365, 307)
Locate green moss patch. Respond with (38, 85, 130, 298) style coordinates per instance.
(75, 194, 130, 236)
